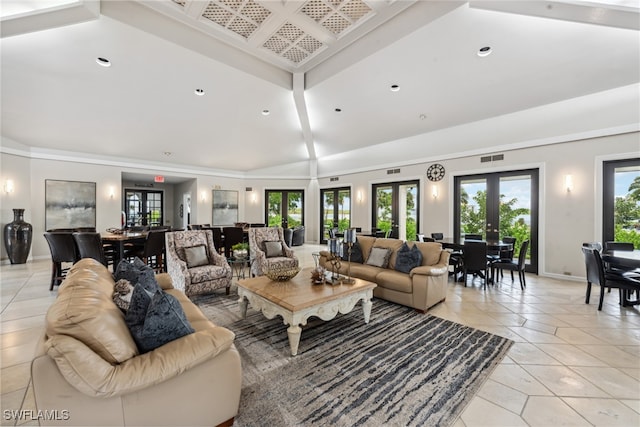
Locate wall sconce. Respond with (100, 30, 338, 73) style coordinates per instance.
(431, 184, 438, 199)
(564, 174, 573, 193)
(201, 191, 207, 202)
(251, 192, 257, 203)
(4, 179, 14, 194)
(109, 186, 115, 199)
(357, 191, 363, 203)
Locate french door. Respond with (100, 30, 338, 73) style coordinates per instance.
(320, 187, 352, 243)
(124, 190, 163, 227)
(454, 169, 538, 273)
(372, 180, 419, 240)
(265, 190, 304, 229)
(603, 158, 640, 248)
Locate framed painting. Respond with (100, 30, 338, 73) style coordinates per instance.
(212, 190, 238, 226)
(45, 179, 96, 231)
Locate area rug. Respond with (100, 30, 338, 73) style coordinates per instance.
(193, 292, 513, 427)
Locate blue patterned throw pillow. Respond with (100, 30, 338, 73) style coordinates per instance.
(126, 286, 194, 353)
(395, 242, 423, 274)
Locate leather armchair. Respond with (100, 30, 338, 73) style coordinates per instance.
(248, 227, 299, 277)
(165, 230, 232, 296)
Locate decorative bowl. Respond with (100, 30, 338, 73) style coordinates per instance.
(265, 267, 301, 282)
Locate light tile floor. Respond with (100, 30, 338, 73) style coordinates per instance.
(1, 244, 639, 426)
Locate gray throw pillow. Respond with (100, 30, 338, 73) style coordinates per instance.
(366, 247, 392, 268)
(114, 257, 152, 284)
(126, 288, 195, 353)
(264, 241, 283, 258)
(395, 242, 423, 274)
(184, 245, 209, 268)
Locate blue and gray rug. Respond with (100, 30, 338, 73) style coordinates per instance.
(194, 292, 513, 427)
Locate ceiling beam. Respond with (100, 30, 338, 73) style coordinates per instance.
(470, 1, 640, 31)
(293, 72, 316, 160)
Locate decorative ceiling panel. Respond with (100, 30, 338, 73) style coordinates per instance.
(155, 0, 386, 68)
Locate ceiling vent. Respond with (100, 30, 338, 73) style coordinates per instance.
(262, 22, 323, 64)
(387, 168, 401, 174)
(481, 154, 505, 163)
(330, 177, 339, 182)
(245, 187, 252, 191)
(301, 0, 372, 36)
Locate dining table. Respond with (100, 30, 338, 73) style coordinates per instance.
(601, 249, 640, 270)
(101, 231, 147, 265)
(435, 237, 513, 252)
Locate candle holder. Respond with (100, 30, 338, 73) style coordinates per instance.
(327, 238, 342, 285)
(343, 228, 357, 284)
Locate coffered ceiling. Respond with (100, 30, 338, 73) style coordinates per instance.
(1, 0, 639, 177)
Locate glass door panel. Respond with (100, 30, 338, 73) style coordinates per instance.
(499, 175, 533, 259)
(320, 187, 351, 243)
(459, 178, 487, 239)
(265, 190, 305, 229)
(604, 159, 640, 247)
(124, 190, 163, 227)
(372, 180, 419, 241)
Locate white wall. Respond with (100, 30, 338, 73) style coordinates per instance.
(1, 131, 638, 279)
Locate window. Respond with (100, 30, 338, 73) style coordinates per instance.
(603, 158, 640, 248)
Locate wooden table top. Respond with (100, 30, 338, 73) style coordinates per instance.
(101, 232, 146, 241)
(237, 267, 376, 312)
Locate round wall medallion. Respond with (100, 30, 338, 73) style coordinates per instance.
(427, 163, 445, 181)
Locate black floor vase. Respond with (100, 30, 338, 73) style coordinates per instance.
(4, 208, 32, 264)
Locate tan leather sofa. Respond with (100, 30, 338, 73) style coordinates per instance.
(31, 258, 242, 426)
(320, 236, 450, 312)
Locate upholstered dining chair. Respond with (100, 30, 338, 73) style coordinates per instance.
(491, 240, 529, 290)
(43, 232, 79, 290)
(165, 230, 232, 296)
(125, 230, 167, 273)
(248, 227, 299, 277)
(581, 246, 640, 310)
(72, 232, 115, 269)
(462, 240, 491, 288)
(222, 226, 245, 258)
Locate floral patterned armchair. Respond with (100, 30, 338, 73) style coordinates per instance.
(165, 230, 232, 296)
(248, 227, 299, 277)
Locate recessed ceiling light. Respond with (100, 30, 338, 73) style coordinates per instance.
(477, 46, 492, 57)
(194, 88, 205, 96)
(390, 84, 400, 92)
(261, 109, 270, 116)
(163, 151, 172, 156)
(335, 108, 342, 112)
(419, 114, 427, 120)
(96, 57, 111, 67)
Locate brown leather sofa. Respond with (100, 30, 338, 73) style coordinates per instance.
(320, 236, 450, 312)
(31, 258, 242, 426)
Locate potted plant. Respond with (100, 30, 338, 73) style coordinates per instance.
(231, 242, 249, 259)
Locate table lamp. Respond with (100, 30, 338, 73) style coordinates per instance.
(343, 228, 357, 284)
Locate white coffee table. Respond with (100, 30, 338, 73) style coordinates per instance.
(237, 267, 376, 356)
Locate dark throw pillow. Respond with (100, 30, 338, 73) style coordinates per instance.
(264, 241, 283, 258)
(366, 247, 392, 268)
(126, 285, 195, 353)
(341, 241, 364, 264)
(395, 242, 423, 274)
(183, 245, 209, 268)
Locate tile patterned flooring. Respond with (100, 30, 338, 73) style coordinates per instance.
(1, 244, 639, 426)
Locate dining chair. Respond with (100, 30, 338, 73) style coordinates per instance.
(72, 232, 113, 268)
(416, 234, 425, 242)
(462, 240, 491, 288)
(581, 246, 640, 310)
(431, 232, 444, 240)
(43, 232, 79, 290)
(211, 227, 224, 255)
(491, 240, 529, 290)
(602, 241, 636, 275)
(222, 226, 245, 258)
(126, 230, 167, 273)
(490, 236, 517, 278)
(582, 242, 602, 252)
